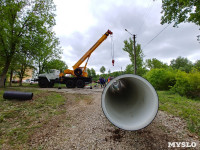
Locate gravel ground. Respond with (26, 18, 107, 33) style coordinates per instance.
(29, 87, 199, 150)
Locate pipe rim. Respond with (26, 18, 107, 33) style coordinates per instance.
(101, 74, 159, 131)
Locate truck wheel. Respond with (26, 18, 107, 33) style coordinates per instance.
(66, 80, 75, 88)
(76, 80, 85, 88)
(48, 82, 54, 88)
(39, 78, 49, 88)
(74, 68, 82, 76)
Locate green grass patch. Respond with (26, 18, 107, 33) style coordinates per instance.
(5, 82, 39, 88)
(0, 87, 66, 149)
(53, 83, 67, 88)
(158, 91, 200, 136)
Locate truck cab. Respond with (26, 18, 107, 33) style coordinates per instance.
(38, 69, 60, 88)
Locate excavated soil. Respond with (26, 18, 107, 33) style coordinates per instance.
(29, 87, 199, 150)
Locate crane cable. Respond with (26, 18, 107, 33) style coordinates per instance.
(111, 35, 115, 66)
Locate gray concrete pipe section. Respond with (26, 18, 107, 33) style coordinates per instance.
(101, 74, 159, 131)
(3, 91, 33, 100)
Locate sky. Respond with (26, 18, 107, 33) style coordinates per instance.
(53, 0, 200, 74)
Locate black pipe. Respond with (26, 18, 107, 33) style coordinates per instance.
(3, 91, 33, 100)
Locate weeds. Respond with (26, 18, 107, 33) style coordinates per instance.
(158, 91, 200, 136)
(0, 87, 66, 149)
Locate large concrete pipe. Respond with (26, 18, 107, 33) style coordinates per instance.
(101, 74, 158, 130)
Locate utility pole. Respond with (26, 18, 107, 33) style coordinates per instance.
(133, 34, 136, 75)
(125, 29, 137, 75)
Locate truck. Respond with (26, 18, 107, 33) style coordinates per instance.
(37, 30, 113, 88)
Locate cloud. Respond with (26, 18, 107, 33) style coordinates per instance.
(53, 0, 200, 73)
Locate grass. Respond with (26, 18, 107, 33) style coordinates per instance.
(0, 87, 67, 149)
(158, 91, 200, 137)
(5, 82, 39, 88)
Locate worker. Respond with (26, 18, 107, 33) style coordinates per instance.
(107, 76, 111, 83)
(99, 77, 105, 88)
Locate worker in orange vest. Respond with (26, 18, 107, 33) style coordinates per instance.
(107, 76, 111, 83)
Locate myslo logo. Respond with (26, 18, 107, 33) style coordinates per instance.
(168, 142, 196, 148)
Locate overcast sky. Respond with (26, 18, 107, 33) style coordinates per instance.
(53, 0, 200, 74)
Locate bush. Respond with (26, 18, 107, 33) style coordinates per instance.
(144, 69, 176, 90)
(171, 70, 200, 98)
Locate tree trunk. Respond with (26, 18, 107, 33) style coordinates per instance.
(39, 61, 42, 74)
(19, 65, 23, 86)
(19, 64, 27, 86)
(19, 77, 23, 86)
(9, 69, 13, 86)
(0, 60, 11, 87)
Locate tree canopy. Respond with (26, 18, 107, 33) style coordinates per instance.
(194, 60, 200, 71)
(100, 66, 106, 74)
(146, 58, 168, 70)
(123, 38, 146, 76)
(0, 0, 61, 87)
(45, 59, 68, 72)
(170, 56, 193, 73)
(87, 68, 96, 79)
(161, 0, 200, 27)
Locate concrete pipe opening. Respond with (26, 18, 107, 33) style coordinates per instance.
(101, 74, 159, 131)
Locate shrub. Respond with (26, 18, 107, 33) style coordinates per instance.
(144, 69, 176, 90)
(171, 70, 200, 98)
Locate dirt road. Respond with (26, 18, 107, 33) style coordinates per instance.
(30, 87, 199, 150)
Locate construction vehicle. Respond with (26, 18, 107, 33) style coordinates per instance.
(37, 29, 113, 88)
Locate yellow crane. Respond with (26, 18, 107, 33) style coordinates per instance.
(59, 29, 113, 88)
(37, 30, 113, 88)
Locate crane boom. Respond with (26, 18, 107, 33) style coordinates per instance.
(61, 30, 113, 78)
(73, 30, 113, 70)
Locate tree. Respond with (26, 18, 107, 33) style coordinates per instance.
(45, 59, 68, 72)
(145, 58, 168, 70)
(194, 60, 200, 71)
(100, 66, 106, 74)
(170, 56, 193, 73)
(110, 71, 122, 77)
(108, 69, 111, 74)
(90, 68, 96, 78)
(124, 64, 147, 76)
(0, 0, 58, 87)
(125, 64, 133, 74)
(34, 32, 61, 74)
(15, 52, 34, 86)
(87, 68, 91, 77)
(161, 0, 200, 27)
(123, 38, 146, 76)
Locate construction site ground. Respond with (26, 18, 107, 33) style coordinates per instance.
(0, 86, 200, 150)
(29, 86, 199, 150)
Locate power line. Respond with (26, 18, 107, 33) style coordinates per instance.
(137, 0, 156, 35)
(143, 23, 171, 49)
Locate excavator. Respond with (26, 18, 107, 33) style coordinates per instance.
(37, 29, 113, 88)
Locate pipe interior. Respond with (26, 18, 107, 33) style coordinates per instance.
(103, 76, 158, 130)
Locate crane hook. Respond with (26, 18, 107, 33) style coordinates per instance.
(112, 59, 115, 66)
(111, 35, 115, 66)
